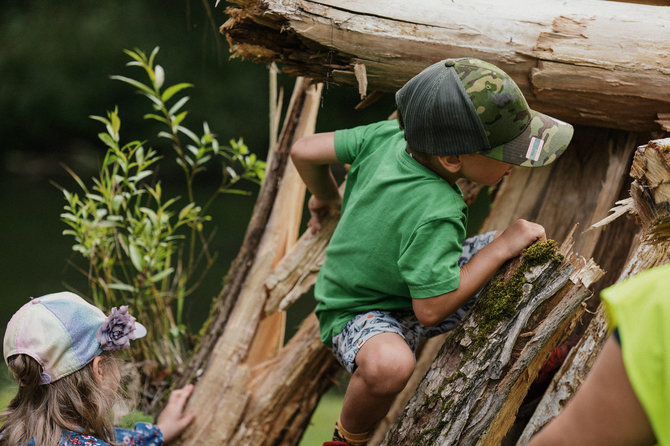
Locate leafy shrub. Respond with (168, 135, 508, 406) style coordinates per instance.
(60, 48, 265, 374)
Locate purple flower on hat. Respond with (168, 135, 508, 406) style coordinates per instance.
(96, 305, 138, 351)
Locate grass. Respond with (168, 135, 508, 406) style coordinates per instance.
(299, 388, 344, 445)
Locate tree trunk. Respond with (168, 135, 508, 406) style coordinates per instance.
(173, 78, 337, 444)
(379, 237, 603, 445)
(517, 137, 670, 444)
(222, 0, 670, 132)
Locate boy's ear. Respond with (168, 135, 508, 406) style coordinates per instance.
(437, 155, 463, 173)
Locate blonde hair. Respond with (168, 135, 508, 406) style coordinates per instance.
(0, 353, 119, 446)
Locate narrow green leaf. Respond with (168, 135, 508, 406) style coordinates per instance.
(130, 171, 153, 182)
(178, 203, 195, 221)
(168, 96, 190, 116)
(161, 82, 193, 103)
(110, 108, 121, 135)
(223, 189, 253, 196)
(111, 75, 154, 96)
(60, 214, 79, 222)
(149, 268, 174, 283)
(148, 46, 160, 68)
(122, 48, 145, 65)
(139, 207, 159, 225)
(143, 93, 163, 108)
(186, 145, 199, 156)
(176, 126, 199, 144)
(98, 133, 116, 148)
(172, 111, 188, 128)
(143, 113, 169, 124)
(89, 115, 110, 126)
(128, 244, 144, 271)
(107, 283, 137, 292)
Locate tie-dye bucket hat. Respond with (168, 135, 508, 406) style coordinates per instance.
(395, 58, 574, 167)
(3, 291, 146, 384)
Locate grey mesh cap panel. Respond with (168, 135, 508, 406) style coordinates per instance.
(395, 58, 574, 167)
(395, 61, 489, 156)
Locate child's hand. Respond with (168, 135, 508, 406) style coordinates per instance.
(496, 219, 546, 259)
(156, 384, 196, 442)
(307, 194, 341, 234)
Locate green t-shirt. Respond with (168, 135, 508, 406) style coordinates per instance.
(315, 120, 467, 345)
(601, 263, 670, 446)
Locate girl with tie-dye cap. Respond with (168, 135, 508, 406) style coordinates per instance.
(1, 291, 195, 445)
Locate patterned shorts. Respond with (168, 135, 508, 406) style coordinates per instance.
(331, 231, 496, 373)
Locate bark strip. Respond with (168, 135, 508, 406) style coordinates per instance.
(222, 0, 670, 131)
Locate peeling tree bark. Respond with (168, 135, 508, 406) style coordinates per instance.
(222, 0, 670, 131)
(517, 138, 670, 444)
(379, 238, 603, 445)
(172, 78, 340, 445)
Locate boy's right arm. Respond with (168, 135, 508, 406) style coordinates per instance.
(412, 219, 546, 326)
(291, 132, 342, 233)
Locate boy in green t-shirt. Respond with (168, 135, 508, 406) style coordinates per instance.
(291, 58, 574, 446)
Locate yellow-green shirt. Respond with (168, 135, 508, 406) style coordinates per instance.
(602, 263, 670, 446)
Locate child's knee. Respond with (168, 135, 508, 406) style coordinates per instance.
(357, 346, 415, 395)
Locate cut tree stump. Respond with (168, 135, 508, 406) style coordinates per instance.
(222, 0, 670, 131)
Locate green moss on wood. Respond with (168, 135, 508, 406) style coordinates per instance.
(466, 240, 563, 354)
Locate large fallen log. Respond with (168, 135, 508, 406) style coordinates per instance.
(517, 137, 670, 444)
(379, 238, 603, 445)
(221, 0, 670, 131)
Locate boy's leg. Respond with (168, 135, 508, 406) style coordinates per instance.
(330, 310, 419, 444)
(340, 332, 415, 434)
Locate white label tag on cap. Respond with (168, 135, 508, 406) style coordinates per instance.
(526, 137, 544, 161)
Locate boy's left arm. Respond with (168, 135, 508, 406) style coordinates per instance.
(413, 219, 545, 326)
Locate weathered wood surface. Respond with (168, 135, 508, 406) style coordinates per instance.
(229, 314, 341, 445)
(379, 239, 603, 445)
(515, 305, 609, 445)
(173, 79, 335, 444)
(517, 138, 670, 444)
(222, 0, 670, 131)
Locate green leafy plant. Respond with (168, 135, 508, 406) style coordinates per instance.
(60, 47, 265, 374)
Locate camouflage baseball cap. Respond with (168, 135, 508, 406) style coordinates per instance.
(395, 58, 573, 167)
